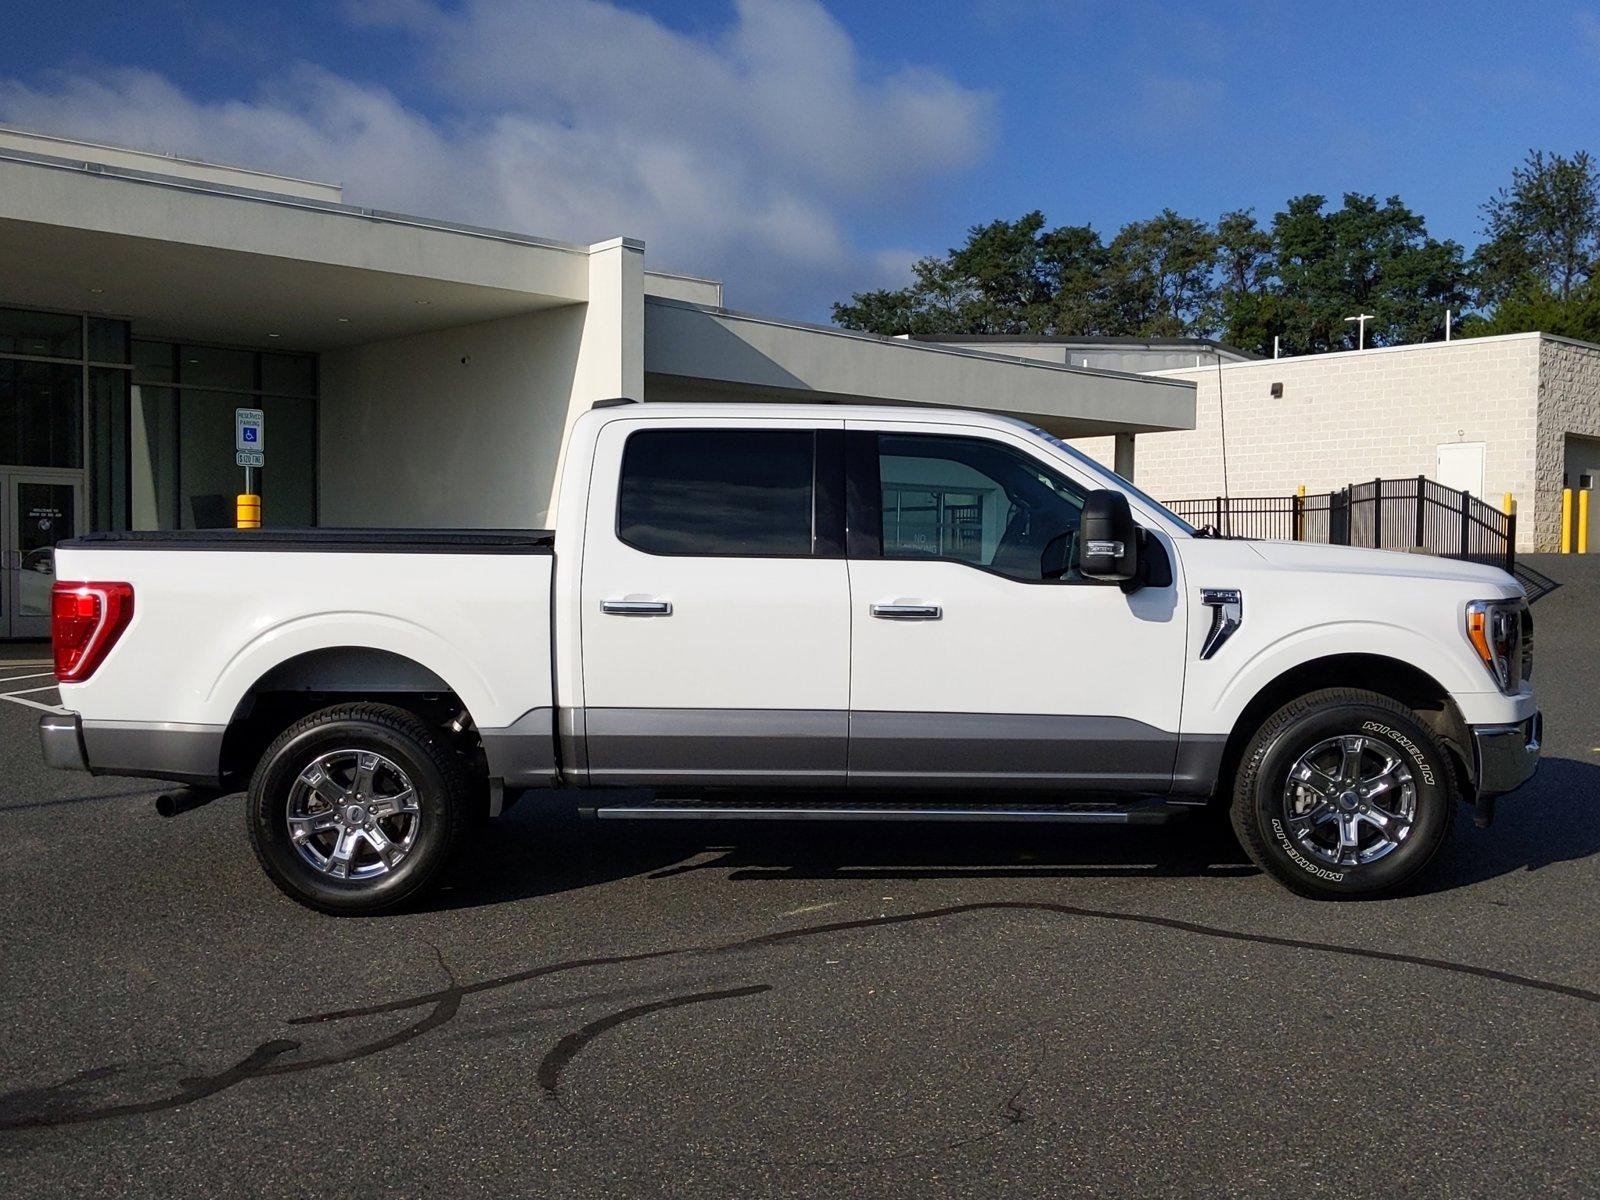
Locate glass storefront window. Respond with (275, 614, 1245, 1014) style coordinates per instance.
(88, 318, 131, 365)
(90, 368, 129, 531)
(130, 384, 179, 531)
(132, 339, 176, 384)
(0, 308, 81, 359)
(0, 359, 82, 468)
(179, 345, 255, 391)
(259, 393, 316, 527)
(1, 316, 315, 532)
(178, 389, 242, 528)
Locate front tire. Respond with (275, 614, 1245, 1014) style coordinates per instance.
(1230, 688, 1455, 900)
(248, 703, 470, 915)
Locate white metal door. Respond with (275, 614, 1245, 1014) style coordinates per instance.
(578, 416, 850, 786)
(1436, 442, 1485, 497)
(844, 420, 1192, 793)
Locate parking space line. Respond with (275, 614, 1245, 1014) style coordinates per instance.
(3, 685, 60, 696)
(0, 672, 56, 684)
(0, 693, 65, 714)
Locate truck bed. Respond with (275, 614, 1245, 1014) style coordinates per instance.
(51, 529, 558, 785)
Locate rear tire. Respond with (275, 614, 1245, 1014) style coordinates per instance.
(1230, 688, 1455, 900)
(248, 702, 470, 915)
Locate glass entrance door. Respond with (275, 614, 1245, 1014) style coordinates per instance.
(3, 471, 82, 639)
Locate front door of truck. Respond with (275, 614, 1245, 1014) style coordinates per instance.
(843, 420, 1190, 794)
(578, 416, 851, 787)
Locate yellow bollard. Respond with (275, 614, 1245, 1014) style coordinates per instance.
(236, 493, 261, 530)
(1581, 488, 1591, 555)
(1561, 488, 1573, 553)
(1502, 492, 1514, 516)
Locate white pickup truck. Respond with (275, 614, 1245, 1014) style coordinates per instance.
(39, 400, 1539, 913)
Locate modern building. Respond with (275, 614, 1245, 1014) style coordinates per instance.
(0, 125, 1196, 637)
(927, 333, 1600, 552)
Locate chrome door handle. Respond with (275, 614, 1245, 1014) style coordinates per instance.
(870, 603, 942, 620)
(600, 599, 672, 616)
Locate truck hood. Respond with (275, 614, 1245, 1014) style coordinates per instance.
(1236, 538, 1522, 593)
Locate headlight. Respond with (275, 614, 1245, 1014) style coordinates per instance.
(1465, 599, 1526, 694)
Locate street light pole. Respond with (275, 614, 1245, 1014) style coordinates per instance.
(1344, 312, 1374, 350)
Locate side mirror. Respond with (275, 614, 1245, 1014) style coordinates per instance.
(1079, 490, 1139, 582)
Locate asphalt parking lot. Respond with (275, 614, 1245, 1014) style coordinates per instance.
(2, 556, 1597, 1199)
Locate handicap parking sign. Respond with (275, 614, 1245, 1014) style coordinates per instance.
(235, 408, 265, 454)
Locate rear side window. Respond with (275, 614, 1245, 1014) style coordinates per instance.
(618, 428, 815, 556)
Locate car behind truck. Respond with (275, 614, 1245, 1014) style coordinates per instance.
(39, 401, 1540, 913)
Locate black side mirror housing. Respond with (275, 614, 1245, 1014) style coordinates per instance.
(1079, 490, 1139, 582)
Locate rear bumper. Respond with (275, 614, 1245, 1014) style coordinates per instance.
(1471, 712, 1541, 799)
(39, 712, 88, 772)
(38, 711, 224, 786)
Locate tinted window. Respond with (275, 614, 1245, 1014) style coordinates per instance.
(877, 433, 1085, 580)
(619, 428, 814, 556)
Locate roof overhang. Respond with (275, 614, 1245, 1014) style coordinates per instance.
(644, 299, 1197, 436)
(0, 149, 598, 350)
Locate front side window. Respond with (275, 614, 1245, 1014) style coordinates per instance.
(876, 433, 1087, 581)
(618, 428, 815, 556)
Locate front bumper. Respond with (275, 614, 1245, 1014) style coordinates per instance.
(39, 711, 88, 772)
(1471, 711, 1541, 803)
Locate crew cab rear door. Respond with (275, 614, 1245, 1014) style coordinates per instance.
(578, 415, 850, 786)
(843, 418, 1190, 794)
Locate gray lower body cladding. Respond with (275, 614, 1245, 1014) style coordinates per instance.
(39, 714, 226, 786)
(46, 706, 1227, 799)
(572, 708, 1220, 796)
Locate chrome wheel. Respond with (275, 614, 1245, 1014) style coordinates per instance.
(286, 749, 420, 880)
(1281, 734, 1416, 868)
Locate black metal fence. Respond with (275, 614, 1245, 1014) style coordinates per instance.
(1164, 476, 1517, 574)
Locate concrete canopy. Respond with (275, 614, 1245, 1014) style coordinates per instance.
(643, 298, 1197, 438)
(0, 147, 598, 350)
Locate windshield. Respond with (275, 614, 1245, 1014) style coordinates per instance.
(1021, 425, 1198, 536)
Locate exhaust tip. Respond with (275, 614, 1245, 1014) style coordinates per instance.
(154, 787, 222, 818)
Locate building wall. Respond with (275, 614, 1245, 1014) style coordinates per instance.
(317, 239, 644, 531)
(1068, 334, 1546, 549)
(1537, 338, 1600, 550)
(318, 307, 586, 529)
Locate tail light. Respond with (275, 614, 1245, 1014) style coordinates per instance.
(52, 582, 135, 683)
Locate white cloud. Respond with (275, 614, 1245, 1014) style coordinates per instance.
(0, 0, 993, 317)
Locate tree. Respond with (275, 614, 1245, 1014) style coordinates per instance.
(830, 210, 1202, 339)
(1103, 209, 1219, 337)
(1213, 208, 1278, 352)
(1270, 193, 1468, 352)
(1474, 150, 1600, 304)
(1460, 280, 1600, 343)
(832, 194, 1467, 352)
(832, 211, 1076, 336)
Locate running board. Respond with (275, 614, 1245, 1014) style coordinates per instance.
(587, 800, 1186, 825)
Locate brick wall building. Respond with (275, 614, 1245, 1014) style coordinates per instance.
(1066, 333, 1600, 552)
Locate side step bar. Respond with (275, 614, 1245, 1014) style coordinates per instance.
(588, 800, 1186, 825)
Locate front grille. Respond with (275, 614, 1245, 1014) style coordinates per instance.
(1521, 607, 1535, 683)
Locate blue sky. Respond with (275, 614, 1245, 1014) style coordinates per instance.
(2, 1, 1598, 320)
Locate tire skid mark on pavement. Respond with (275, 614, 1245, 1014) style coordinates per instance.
(3, 900, 1598, 1133)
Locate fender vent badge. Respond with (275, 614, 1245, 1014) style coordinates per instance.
(1200, 588, 1243, 660)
